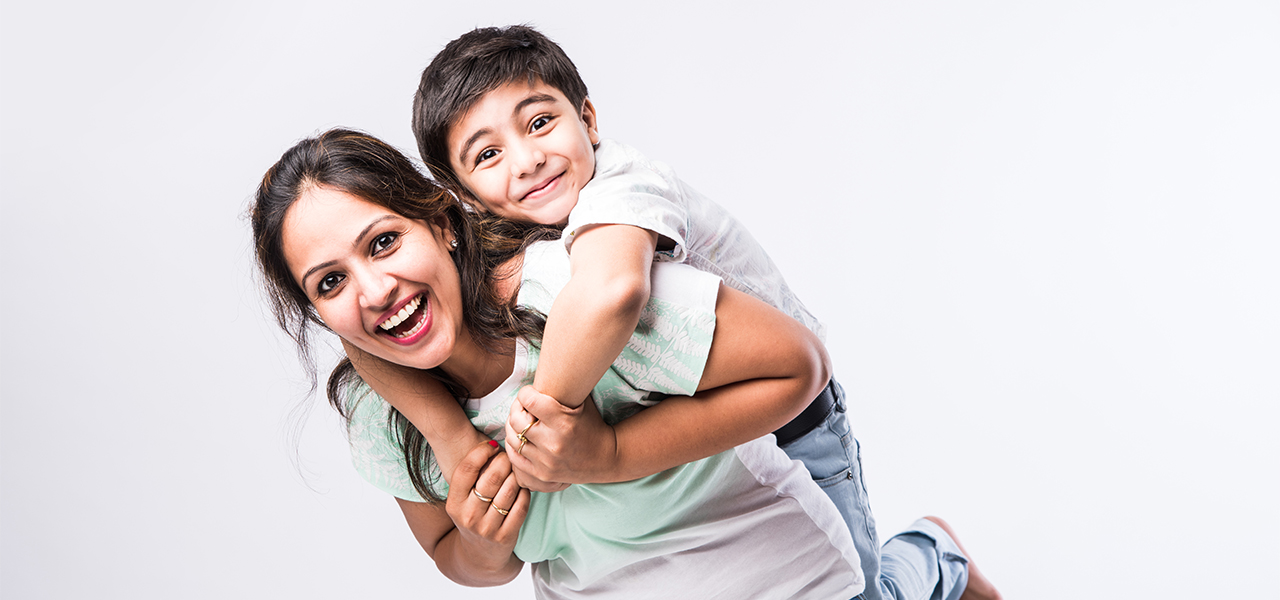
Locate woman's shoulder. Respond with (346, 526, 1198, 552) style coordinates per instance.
(516, 240, 573, 313)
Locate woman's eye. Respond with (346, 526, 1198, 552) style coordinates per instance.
(477, 148, 498, 164)
(318, 273, 344, 294)
(530, 116, 552, 132)
(372, 232, 399, 254)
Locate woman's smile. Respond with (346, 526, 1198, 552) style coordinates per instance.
(281, 185, 467, 372)
(378, 293, 433, 345)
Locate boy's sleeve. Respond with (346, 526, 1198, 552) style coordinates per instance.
(564, 141, 688, 262)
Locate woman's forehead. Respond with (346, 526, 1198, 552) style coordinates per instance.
(281, 187, 396, 280)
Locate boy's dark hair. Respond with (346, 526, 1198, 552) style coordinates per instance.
(412, 25, 589, 190)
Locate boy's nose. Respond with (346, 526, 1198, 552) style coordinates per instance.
(511, 145, 545, 177)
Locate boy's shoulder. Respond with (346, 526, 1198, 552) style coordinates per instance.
(594, 138, 673, 179)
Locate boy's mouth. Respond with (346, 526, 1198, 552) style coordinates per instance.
(521, 172, 563, 202)
(378, 294, 428, 340)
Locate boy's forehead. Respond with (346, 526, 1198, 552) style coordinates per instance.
(450, 81, 571, 143)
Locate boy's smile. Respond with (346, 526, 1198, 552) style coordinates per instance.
(448, 80, 600, 225)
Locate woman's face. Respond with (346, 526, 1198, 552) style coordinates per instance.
(281, 186, 464, 371)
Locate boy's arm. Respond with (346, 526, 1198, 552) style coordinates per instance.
(531, 223, 659, 408)
(508, 283, 830, 484)
(344, 340, 486, 484)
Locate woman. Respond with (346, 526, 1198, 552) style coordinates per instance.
(252, 129, 863, 598)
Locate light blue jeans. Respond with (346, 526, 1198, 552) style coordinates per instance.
(779, 380, 970, 600)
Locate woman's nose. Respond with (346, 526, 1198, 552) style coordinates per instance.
(356, 268, 398, 312)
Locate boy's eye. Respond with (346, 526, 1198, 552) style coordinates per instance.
(318, 273, 345, 294)
(477, 148, 498, 164)
(530, 116, 552, 132)
(372, 232, 399, 254)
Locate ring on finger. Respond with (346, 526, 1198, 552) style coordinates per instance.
(493, 505, 510, 516)
(517, 436, 529, 455)
(518, 418, 538, 439)
(472, 488, 494, 503)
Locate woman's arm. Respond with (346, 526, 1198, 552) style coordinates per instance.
(396, 441, 530, 586)
(506, 283, 830, 484)
(344, 340, 487, 485)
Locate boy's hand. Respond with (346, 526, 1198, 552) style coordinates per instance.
(506, 385, 620, 485)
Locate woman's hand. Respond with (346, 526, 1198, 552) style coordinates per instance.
(442, 440, 530, 577)
(505, 385, 620, 487)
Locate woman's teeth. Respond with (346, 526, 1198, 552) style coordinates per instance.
(380, 295, 422, 331)
(392, 313, 428, 339)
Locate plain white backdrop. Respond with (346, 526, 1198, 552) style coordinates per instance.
(2, 1, 1277, 598)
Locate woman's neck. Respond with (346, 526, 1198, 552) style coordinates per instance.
(439, 334, 517, 399)
(438, 251, 525, 398)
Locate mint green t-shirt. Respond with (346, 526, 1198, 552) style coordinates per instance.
(346, 242, 863, 599)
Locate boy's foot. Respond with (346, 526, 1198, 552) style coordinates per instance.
(923, 516, 1003, 600)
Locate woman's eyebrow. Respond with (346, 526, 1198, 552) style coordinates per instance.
(300, 215, 400, 288)
(352, 215, 400, 249)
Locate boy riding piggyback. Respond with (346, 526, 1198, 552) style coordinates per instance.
(413, 25, 864, 533)
(365, 24, 994, 600)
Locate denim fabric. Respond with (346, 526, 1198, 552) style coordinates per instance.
(878, 518, 970, 600)
(780, 380, 969, 600)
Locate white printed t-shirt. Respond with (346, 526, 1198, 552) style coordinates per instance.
(565, 138, 826, 341)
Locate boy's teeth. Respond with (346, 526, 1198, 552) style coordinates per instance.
(379, 295, 421, 330)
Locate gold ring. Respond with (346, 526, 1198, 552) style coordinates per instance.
(517, 436, 529, 455)
(493, 506, 510, 516)
(472, 488, 493, 503)
(518, 418, 538, 439)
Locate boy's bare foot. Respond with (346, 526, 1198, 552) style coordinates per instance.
(923, 516, 1003, 600)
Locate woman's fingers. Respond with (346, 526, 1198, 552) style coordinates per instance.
(507, 394, 539, 454)
(472, 446, 511, 502)
(498, 486, 532, 537)
(506, 385, 617, 485)
(450, 440, 502, 507)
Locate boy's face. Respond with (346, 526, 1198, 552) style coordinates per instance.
(447, 80, 599, 226)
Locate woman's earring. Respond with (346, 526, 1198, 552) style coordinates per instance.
(449, 239, 459, 251)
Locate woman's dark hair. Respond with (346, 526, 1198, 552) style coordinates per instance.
(412, 24, 589, 191)
(251, 128, 557, 501)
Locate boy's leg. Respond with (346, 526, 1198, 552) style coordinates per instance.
(780, 382, 988, 600)
(878, 518, 970, 600)
(778, 380, 885, 600)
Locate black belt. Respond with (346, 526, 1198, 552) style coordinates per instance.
(773, 379, 837, 446)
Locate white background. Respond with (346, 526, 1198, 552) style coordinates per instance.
(2, 1, 1277, 598)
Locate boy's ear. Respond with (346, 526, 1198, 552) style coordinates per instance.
(580, 97, 600, 145)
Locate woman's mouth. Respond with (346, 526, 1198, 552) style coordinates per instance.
(378, 294, 430, 342)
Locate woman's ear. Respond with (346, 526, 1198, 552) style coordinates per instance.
(429, 214, 456, 248)
(581, 97, 600, 145)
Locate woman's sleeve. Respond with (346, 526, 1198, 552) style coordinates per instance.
(345, 382, 445, 502)
(588, 262, 720, 422)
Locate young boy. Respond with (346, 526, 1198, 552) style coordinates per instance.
(352, 24, 996, 600)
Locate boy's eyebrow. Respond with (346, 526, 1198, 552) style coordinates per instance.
(455, 93, 560, 166)
(512, 93, 557, 115)
(457, 127, 493, 166)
